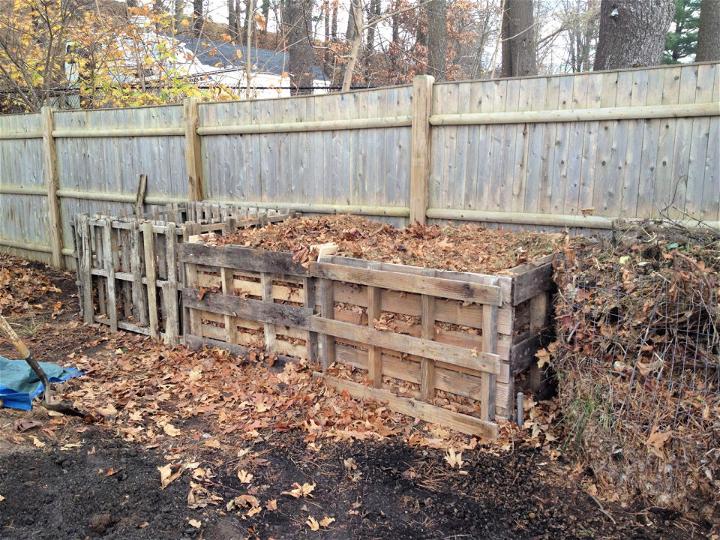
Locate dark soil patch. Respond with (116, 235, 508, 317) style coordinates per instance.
(0, 423, 700, 540)
(0, 429, 203, 540)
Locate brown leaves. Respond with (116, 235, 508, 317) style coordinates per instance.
(646, 428, 673, 459)
(282, 482, 315, 498)
(218, 215, 562, 275)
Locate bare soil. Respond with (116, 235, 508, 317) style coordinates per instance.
(0, 254, 708, 539)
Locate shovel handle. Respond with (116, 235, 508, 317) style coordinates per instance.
(0, 315, 31, 359)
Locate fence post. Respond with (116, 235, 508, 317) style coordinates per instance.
(409, 75, 434, 225)
(184, 97, 204, 201)
(41, 106, 64, 269)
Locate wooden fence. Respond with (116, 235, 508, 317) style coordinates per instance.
(1, 62, 719, 267)
(178, 241, 555, 437)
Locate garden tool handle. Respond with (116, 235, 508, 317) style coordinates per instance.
(0, 315, 31, 359)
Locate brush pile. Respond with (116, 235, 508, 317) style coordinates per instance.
(551, 222, 719, 519)
(217, 215, 563, 274)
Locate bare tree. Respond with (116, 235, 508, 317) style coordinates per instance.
(282, 0, 316, 94)
(192, 0, 203, 36)
(426, 0, 448, 80)
(559, 0, 599, 72)
(501, 0, 537, 77)
(174, 0, 185, 33)
(342, 0, 363, 90)
(696, 0, 720, 61)
(593, 0, 674, 70)
(228, 0, 237, 39)
(346, 0, 361, 40)
(366, 0, 381, 50)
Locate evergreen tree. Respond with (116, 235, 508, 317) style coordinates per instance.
(664, 0, 701, 63)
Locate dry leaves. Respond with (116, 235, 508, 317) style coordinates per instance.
(218, 215, 562, 274)
(282, 482, 315, 499)
(236, 469, 253, 484)
(444, 448, 464, 469)
(306, 516, 335, 531)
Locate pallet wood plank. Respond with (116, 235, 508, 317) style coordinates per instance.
(182, 289, 313, 328)
(420, 294, 436, 400)
(142, 222, 159, 339)
(164, 222, 179, 345)
(320, 374, 498, 439)
(310, 262, 502, 306)
(261, 273, 277, 353)
(79, 216, 94, 324)
(310, 316, 500, 375)
(101, 221, 118, 332)
(367, 284, 383, 388)
(318, 279, 336, 370)
(481, 304, 498, 421)
(179, 243, 308, 276)
(304, 277, 319, 364)
(129, 222, 149, 326)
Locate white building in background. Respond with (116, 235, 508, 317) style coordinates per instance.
(62, 16, 330, 107)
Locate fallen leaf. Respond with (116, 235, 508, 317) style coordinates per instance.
(444, 448, 464, 469)
(31, 436, 45, 448)
(282, 482, 315, 498)
(163, 424, 181, 437)
(237, 469, 253, 484)
(646, 428, 672, 459)
(343, 458, 357, 471)
(0, 495, 5, 502)
(306, 516, 320, 531)
(319, 516, 335, 527)
(265, 499, 277, 511)
(226, 494, 259, 512)
(188, 519, 201, 528)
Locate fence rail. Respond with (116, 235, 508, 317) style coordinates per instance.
(1, 62, 719, 267)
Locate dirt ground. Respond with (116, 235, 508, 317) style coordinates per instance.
(0, 255, 711, 539)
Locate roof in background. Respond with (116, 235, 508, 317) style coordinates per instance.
(177, 36, 328, 82)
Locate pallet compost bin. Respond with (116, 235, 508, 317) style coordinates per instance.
(72, 203, 291, 344)
(178, 240, 555, 439)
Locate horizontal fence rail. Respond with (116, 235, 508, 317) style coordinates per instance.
(1, 62, 719, 267)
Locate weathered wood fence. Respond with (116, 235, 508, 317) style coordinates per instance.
(1, 62, 719, 267)
(73, 203, 290, 344)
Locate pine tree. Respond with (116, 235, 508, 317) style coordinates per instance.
(664, 0, 700, 63)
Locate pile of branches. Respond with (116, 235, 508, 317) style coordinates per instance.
(551, 222, 719, 518)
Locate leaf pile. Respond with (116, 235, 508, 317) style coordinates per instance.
(61, 337, 493, 455)
(550, 222, 720, 518)
(0, 254, 63, 316)
(217, 215, 563, 274)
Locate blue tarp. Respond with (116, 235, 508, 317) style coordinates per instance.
(0, 355, 81, 411)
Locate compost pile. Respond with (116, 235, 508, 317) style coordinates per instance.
(218, 215, 562, 274)
(551, 222, 720, 518)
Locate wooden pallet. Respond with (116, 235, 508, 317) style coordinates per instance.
(72, 206, 291, 344)
(178, 242, 555, 438)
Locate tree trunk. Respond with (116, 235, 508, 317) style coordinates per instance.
(346, 0, 361, 41)
(244, 0, 254, 41)
(127, 0, 138, 8)
(228, 0, 237, 39)
(192, 0, 203, 36)
(342, 0, 363, 91)
(593, 0, 674, 70)
(174, 0, 185, 33)
(366, 0, 381, 50)
(501, 0, 537, 77)
(697, 0, 720, 61)
(426, 0, 448, 80)
(323, 0, 330, 42)
(261, 0, 270, 34)
(283, 0, 316, 95)
(331, 0, 338, 39)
